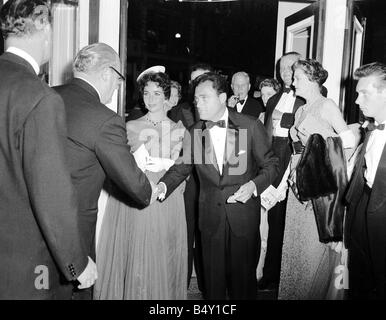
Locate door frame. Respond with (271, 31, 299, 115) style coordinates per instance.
(283, 0, 326, 61)
(340, 0, 367, 124)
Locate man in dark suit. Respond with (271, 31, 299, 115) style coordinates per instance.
(0, 0, 96, 299)
(228, 71, 264, 119)
(168, 63, 213, 294)
(345, 62, 386, 299)
(156, 72, 278, 299)
(54, 43, 154, 299)
(259, 52, 305, 291)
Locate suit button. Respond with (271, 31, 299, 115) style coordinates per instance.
(217, 203, 221, 207)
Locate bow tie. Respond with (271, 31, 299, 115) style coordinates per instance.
(238, 99, 245, 105)
(206, 120, 226, 129)
(283, 87, 292, 93)
(367, 122, 385, 131)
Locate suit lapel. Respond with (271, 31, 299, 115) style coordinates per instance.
(345, 131, 371, 203)
(224, 111, 240, 165)
(201, 123, 220, 173)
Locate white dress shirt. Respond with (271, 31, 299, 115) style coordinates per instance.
(6, 47, 40, 75)
(272, 90, 296, 137)
(209, 108, 229, 175)
(364, 120, 386, 188)
(236, 97, 248, 113)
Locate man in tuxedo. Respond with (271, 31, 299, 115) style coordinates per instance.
(168, 62, 213, 294)
(345, 62, 386, 299)
(157, 72, 279, 299)
(54, 43, 154, 299)
(259, 52, 305, 291)
(0, 0, 96, 299)
(228, 71, 264, 119)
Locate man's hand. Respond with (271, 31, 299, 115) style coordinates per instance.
(77, 256, 97, 289)
(157, 182, 167, 202)
(150, 180, 159, 204)
(227, 181, 256, 204)
(227, 95, 239, 108)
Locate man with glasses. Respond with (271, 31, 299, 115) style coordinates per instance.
(54, 42, 156, 299)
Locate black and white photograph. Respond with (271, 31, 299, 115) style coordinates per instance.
(1, 0, 386, 311)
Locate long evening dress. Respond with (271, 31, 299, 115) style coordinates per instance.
(278, 97, 343, 300)
(94, 119, 187, 300)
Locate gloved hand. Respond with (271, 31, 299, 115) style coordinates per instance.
(145, 157, 174, 172)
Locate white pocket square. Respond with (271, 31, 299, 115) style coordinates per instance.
(238, 150, 246, 156)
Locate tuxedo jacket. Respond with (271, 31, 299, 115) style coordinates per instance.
(264, 90, 305, 144)
(0, 53, 88, 299)
(345, 131, 386, 247)
(239, 96, 264, 119)
(54, 79, 152, 258)
(160, 109, 279, 237)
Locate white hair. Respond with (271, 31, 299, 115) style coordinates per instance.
(73, 42, 120, 74)
(231, 71, 250, 84)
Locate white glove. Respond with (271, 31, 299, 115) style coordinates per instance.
(145, 157, 175, 172)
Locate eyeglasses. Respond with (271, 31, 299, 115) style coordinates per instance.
(109, 66, 126, 82)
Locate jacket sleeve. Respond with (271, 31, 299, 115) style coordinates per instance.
(95, 115, 152, 207)
(159, 127, 194, 198)
(22, 93, 88, 281)
(251, 120, 279, 194)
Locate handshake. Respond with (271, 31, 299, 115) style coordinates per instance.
(150, 181, 167, 204)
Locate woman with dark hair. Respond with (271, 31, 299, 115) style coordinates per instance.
(278, 59, 358, 299)
(95, 70, 187, 300)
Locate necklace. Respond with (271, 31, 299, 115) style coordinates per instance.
(145, 115, 165, 127)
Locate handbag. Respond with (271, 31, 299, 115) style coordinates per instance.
(296, 134, 347, 243)
(296, 134, 337, 201)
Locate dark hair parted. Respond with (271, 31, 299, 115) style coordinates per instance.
(193, 72, 228, 95)
(259, 78, 281, 92)
(189, 63, 213, 76)
(0, 0, 51, 39)
(293, 59, 328, 87)
(138, 72, 171, 100)
(354, 62, 386, 90)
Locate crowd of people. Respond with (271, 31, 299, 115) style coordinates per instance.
(1, 0, 386, 301)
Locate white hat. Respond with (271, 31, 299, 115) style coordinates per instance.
(136, 65, 166, 82)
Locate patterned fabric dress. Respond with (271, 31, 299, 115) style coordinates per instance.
(94, 119, 187, 300)
(278, 97, 341, 300)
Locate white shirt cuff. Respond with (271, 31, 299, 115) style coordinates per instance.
(339, 129, 356, 149)
(159, 182, 167, 198)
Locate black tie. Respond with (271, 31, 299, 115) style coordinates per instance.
(238, 99, 245, 105)
(367, 122, 385, 131)
(206, 120, 226, 129)
(283, 87, 292, 93)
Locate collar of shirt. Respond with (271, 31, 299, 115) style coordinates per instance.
(74, 76, 102, 102)
(6, 47, 40, 75)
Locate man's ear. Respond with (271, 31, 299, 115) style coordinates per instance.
(33, 5, 50, 31)
(219, 92, 227, 105)
(101, 67, 111, 82)
(248, 84, 251, 92)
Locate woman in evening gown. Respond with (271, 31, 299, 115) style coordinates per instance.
(278, 59, 357, 300)
(94, 71, 187, 300)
